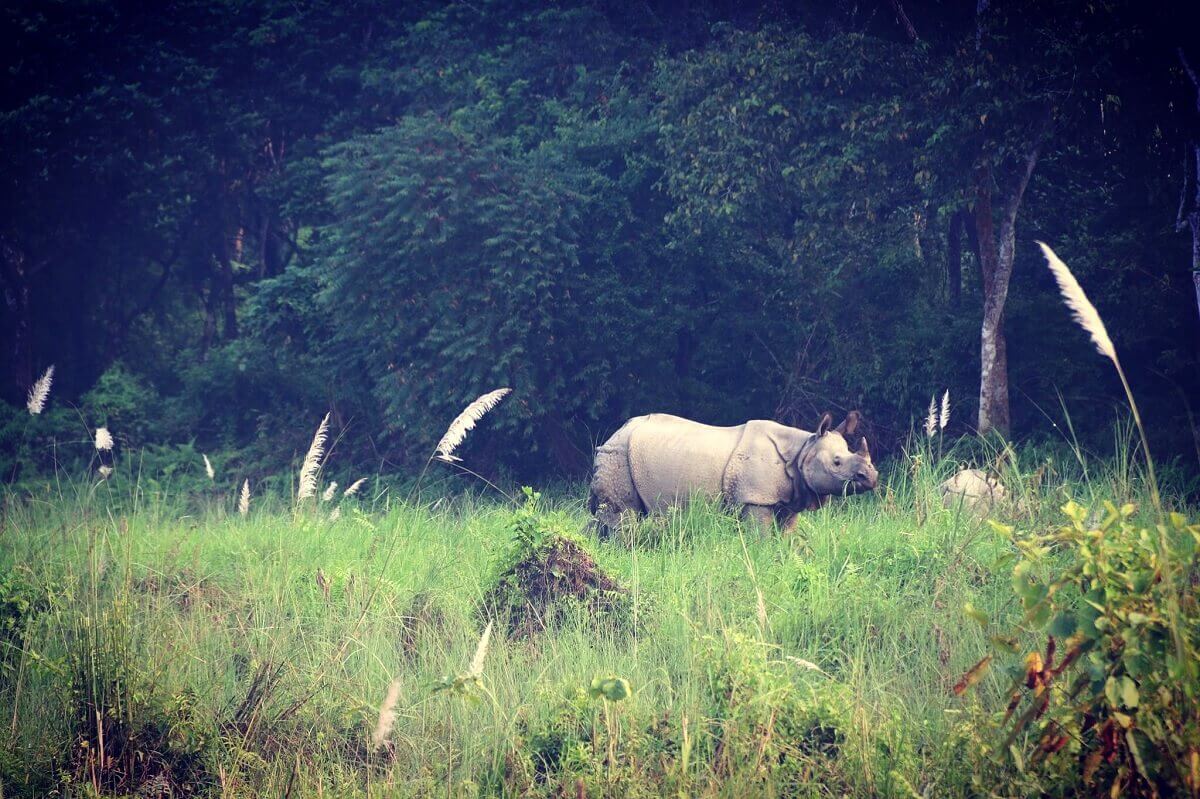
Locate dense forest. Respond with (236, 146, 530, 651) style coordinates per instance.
(3, 0, 1199, 483)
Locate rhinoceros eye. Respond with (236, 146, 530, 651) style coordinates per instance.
(833, 457, 842, 467)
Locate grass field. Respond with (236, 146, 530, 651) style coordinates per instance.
(0, 441, 1192, 797)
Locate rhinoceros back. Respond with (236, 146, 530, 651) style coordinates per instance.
(627, 414, 745, 513)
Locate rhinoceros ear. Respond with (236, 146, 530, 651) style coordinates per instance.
(835, 411, 861, 436)
(815, 412, 833, 436)
(856, 437, 871, 458)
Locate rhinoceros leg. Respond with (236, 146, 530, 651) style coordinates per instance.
(740, 504, 777, 536)
(774, 507, 798, 534)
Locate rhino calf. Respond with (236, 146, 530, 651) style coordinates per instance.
(940, 468, 1005, 515)
(588, 411, 877, 536)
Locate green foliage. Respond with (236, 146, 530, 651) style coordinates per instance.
(698, 628, 876, 795)
(4, 0, 1197, 482)
(1, 437, 1186, 796)
(967, 503, 1200, 796)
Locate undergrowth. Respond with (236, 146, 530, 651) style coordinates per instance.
(0, 436, 1194, 797)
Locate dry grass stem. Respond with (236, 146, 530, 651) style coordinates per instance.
(297, 412, 331, 500)
(26, 366, 54, 415)
(435, 388, 511, 463)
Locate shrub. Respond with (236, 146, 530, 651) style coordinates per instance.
(961, 502, 1200, 796)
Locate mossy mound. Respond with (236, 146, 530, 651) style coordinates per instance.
(482, 489, 636, 637)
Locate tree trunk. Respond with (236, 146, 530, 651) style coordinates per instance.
(946, 210, 964, 307)
(973, 119, 1047, 437)
(0, 236, 36, 394)
(974, 166, 1010, 436)
(1177, 49, 1200, 320)
(215, 248, 239, 340)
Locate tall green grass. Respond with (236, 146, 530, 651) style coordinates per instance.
(1, 436, 1179, 798)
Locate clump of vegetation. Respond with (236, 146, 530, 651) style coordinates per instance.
(959, 503, 1199, 796)
(482, 488, 636, 637)
(951, 245, 1200, 797)
(697, 628, 912, 796)
(64, 591, 214, 797)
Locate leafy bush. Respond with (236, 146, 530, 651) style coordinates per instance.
(962, 502, 1200, 796)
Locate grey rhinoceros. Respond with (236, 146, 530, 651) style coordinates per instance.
(588, 411, 877, 536)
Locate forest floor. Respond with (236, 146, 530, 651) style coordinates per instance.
(0, 448, 1187, 797)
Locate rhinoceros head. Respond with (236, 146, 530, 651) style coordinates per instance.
(801, 412, 878, 496)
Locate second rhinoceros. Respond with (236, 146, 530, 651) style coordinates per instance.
(588, 411, 877, 536)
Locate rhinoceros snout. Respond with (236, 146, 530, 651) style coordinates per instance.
(853, 467, 878, 491)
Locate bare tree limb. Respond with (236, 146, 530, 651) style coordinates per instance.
(886, 0, 918, 42)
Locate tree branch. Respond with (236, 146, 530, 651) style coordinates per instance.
(886, 0, 918, 42)
(1000, 104, 1055, 237)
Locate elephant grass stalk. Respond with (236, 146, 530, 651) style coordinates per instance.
(1037, 242, 1160, 513)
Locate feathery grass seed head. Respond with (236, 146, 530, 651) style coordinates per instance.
(322, 482, 338, 502)
(940, 390, 950, 430)
(95, 427, 114, 451)
(26, 365, 54, 414)
(203, 454, 215, 480)
(467, 620, 494, 680)
(344, 478, 368, 497)
(436, 388, 511, 463)
(297, 412, 330, 500)
(371, 678, 402, 751)
(1037, 242, 1116, 362)
(238, 479, 250, 515)
(924, 396, 937, 438)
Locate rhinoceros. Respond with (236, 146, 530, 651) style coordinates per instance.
(588, 411, 877, 536)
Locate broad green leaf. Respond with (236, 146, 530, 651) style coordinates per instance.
(1120, 676, 1138, 709)
(1048, 612, 1077, 638)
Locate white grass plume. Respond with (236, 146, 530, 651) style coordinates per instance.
(203, 454, 215, 480)
(371, 678, 402, 751)
(786, 655, 830, 677)
(26, 366, 54, 414)
(330, 506, 341, 521)
(239, 480, 250, 515)
(939, 390, 951, 430)
(467, 620, 494, 680)
(95, 427, 114, 451)
(435, 388, 511, 463)
(924, 396, 937, 438)
(343, 478, 368, 497)
(1037, 241, 1158, 512)
(1037, 242, 1115, 362)
(297, 412, 330, 500)
(322, 482, 338, 502)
